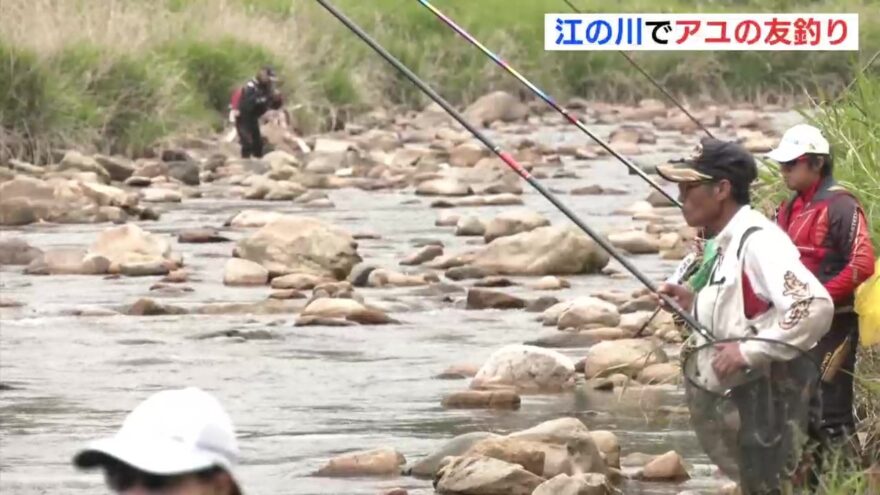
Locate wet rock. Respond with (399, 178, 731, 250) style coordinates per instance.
(508, 417, 589, 444)
(437, 363, 481, 379)
(532, 473, 611, 495)
(165, 161, 200, 185)
(464, 91, 529, 127)
(471, 344, 575, 392)
(225, 210, 284, 228)
(436, 211, 461, 227)
(400, 244, 443, 266)
(88, 224, 176, 273)
(140, 187, 182, 203)
(557, 297, 621, 329)
(347, 264, 378, 288)
(120, 261, 171, 277)
(525, 330, 605, 349)
(25, 249, 111, 275)
(162, 269, 189, 284)
(234, 216, 361, 279)
(570, 185, 627, 196)
(465, 226, 609, 276)
(449, 142, 488, 167)
(526, 276, 571, 291)
(315, 447, 405, 477)
(178, 228, 230, 244)
(445, 266, 490, 281)
(621, 452, 657, 467)
(223, 258, 269, 286)
(367, 269, 437, 287)
(618, 294, 658, 313)
(607, 231, 659, 255)
(268, 289, 306, 300)
(434, 455, 544, 495)
(128, 298, 187, 316)
(466, 288, 526, 310)
(300, 297, 397, 325)
(527, 296, 561, 313)
(636, 362, 681, 385)
(465, 437, 547, 476)
(0, 197, 37, 225)
(455, 216, 486, 236)
(472, 276, 516, 288)
(441, 390, 521, 410)
(483, 210, 550, 243)
(124, 176, 152, 187)
(642, 450, 689, 481)
(0, 238, 43, 266)
(149, 283, 194, 294)
(265, 180, 307, 200)
(589, 430, 620, 469)
(409, 432, 499, 478)
(0, 297, 24, 308)
(584, 339, 668, 379)
(416, 178, 472, 196)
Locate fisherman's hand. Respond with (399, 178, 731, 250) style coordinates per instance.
(655, 283, 695, 312)
(712, 342, 747, 379)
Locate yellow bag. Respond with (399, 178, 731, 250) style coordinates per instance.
(855, 257, 880, 347)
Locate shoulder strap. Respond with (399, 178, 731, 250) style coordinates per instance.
(737, 226, 763, 260)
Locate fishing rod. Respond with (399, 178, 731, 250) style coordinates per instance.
(562, 0, 715, 139)
(413, 0, 681, 209)
(315, 0, 715, 343)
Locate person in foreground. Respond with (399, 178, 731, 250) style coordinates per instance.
(654, 138, 835, 495)
(766, 123, 876, 481)
(72, 387, 243, 495)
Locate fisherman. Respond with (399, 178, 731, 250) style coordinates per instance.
(229, 66, 284, 159)
(72, 387, 244, 495)
(654, 137, 835, 495)
(765, 123, 876, 480)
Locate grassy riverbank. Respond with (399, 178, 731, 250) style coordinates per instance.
(1, 0, 879, 160)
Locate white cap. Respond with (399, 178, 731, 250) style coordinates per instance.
(73, 387, 241, 486)
(765, 123, 830, 162)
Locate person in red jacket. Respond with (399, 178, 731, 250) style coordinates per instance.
(766, 123, 876, 480)
(229, 66, 284, 159)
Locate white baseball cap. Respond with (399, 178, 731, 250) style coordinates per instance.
(765, 123, 830, 163)
(73, 387, 241, 489)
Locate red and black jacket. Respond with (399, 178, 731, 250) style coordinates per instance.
(774, 176, 876, 311)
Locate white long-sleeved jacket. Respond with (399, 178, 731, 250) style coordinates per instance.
(689, 206, 835, 391)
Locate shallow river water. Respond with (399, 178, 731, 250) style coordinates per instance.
(0, 110, 806, 494)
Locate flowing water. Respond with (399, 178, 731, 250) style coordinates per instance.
(0, 110, 805, 494)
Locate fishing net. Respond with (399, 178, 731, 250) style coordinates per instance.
(681, 336, 821, 494)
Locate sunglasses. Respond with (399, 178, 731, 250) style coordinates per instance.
(104, 462, 220, 492)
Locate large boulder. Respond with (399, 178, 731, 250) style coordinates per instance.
(584, 339, 668, 378)
(483, 210, 550, 243)
(471, 344, 576, 392)
(88, 224, 176, 272)
(409, 432, 499, 478)
(0, 177, 130, 225)
(234, 216, 361, 279)
(434, 455, 545, 495)
(464, 91, 529, 126)
(464, 226, 609, 276)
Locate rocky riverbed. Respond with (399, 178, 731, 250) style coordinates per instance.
(0, 92, 805, 494)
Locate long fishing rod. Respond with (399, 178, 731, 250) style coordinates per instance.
(562, 0, 715, 139)
(315, 0, 714, 343)
(414, 0, 681, 209)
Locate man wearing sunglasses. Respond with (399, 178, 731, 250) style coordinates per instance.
(655, 137, 834, 495)
(73, 387, 244, 495)
(766, 124, 876, 481)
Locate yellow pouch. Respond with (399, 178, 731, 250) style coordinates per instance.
(855, 258, 880, 347)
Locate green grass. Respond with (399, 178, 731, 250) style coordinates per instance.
(1, 0, 879, 160)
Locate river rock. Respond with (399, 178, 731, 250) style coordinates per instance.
(178, 228, 230, 243)
(570, 185, 627, 196)
(234, 216, 361, 279)
(646, 189, 677, 207)
(140, 187, 183, 203)
(400, 244, 443, 266)
(434, 455, 544, 495)
(607, 231, 659, 255)
(128, 298, 187, 316)
(589, 431, 620, 469)
(315, 447, 405, 477)
(58, 151, 110, 183)
(473, 276, 515, 288)
(466, 288, 526, 310)
(0, 238, 43, 265)
(618, 295, 658, 313)
(436, 211, 460, 227)
(441, 390, 521, 410)
(455, 216, 486, 236)
(465, 226, 609, 276)
(449, 142, 488, 167)
(464, 91, 529, 127)
(508, 418, 589, 444)
(471, 344, 575, 392)
(465, 438, 546, 476)
(584, 339, 668, 378)
(417, 178, 472, 197)
(482, 210, 551, 243)
(436, 363, 481, 379)
(88, 224, 175, 273)
(525, 276, 571, 291)
(119, 261, 170, 277)
(367, 268, 437, 287)
(165, 161, 200, 185)
(532, 473, 611, 495)
(641, 450, 689, 481)
(300, 297, 396, 325)
(555, 297, 621, 329)
(223, 258, 269, 286)
(24, 248, 111, 275)
(409, 432, 499, 478)
(636, 362, 681, 385)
